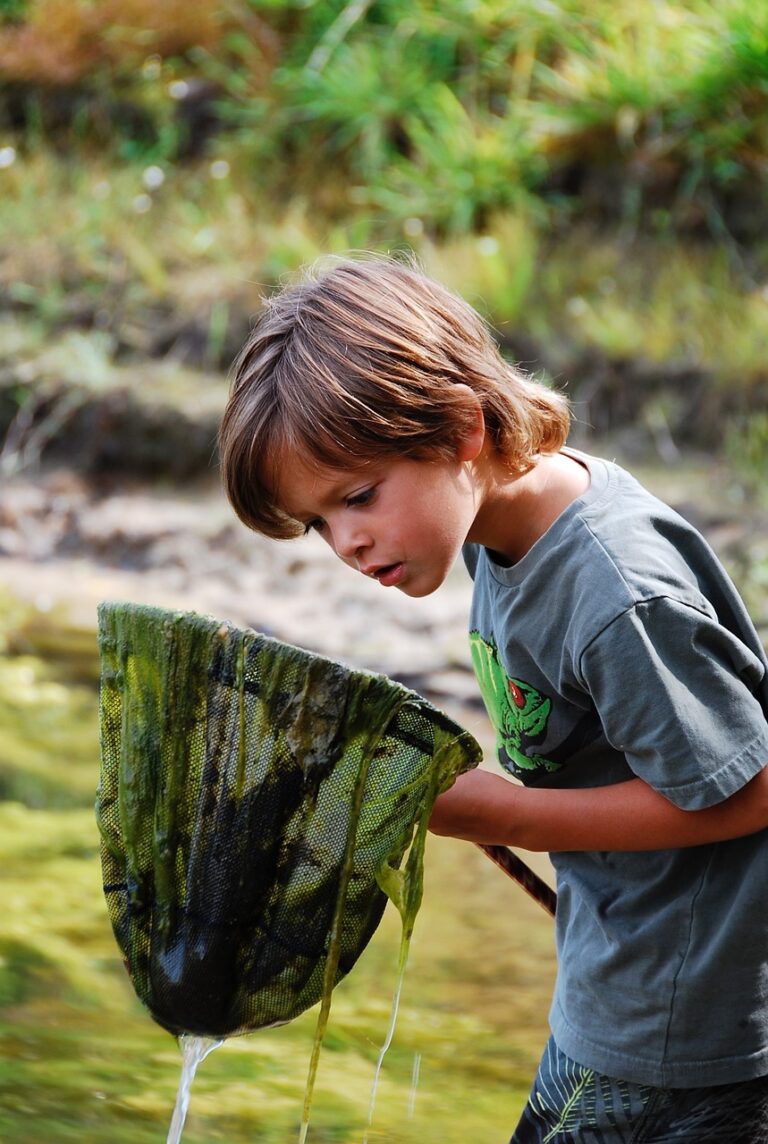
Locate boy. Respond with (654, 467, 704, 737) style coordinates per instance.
(218, 255, 768, 1142)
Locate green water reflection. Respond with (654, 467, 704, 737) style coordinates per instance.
(0, 597, 555, 1143)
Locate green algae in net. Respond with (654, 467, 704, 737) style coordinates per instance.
(96, 601, 482, 1041)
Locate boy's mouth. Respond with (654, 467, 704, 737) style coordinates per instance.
(367, 562, 404, 587)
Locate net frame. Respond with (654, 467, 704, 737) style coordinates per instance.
(96, 601, 482, 1038)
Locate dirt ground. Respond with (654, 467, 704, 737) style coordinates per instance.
(2, 450, 766, 684)
(0, 465, 481, 706)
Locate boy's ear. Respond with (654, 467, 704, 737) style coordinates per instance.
(452, 385, 486, 462)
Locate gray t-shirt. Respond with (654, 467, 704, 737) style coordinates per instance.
(464, 449, 768, 1087)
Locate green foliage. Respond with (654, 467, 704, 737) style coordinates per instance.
(0, 939, 64, 1006)
(424, 217, 539, 324)
(532, 0, 768, 200)
(0, 0, 28, 22)
(1, 1, 768, 451)
(361, 85, 545, 232)
(2, 0, 768, 236)
(226, 0, 587, 230)
(227, 0, 768, 233)
(725, 412, 768, 503)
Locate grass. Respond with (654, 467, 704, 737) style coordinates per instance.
(423, 222, 768, 383)
(0, 0, 767, 273)
(1, 149, 768, 386)
(522, 229, 768, 373)
(2, 2, 768, 479)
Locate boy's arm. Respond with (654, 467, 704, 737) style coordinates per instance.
(429, 764, 768, 852)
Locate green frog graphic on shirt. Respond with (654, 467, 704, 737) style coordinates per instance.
(470, 631, 562, 777)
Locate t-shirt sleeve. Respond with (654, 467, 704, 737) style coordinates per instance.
(578, 596, 768, 809)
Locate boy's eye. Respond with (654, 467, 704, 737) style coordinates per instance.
(303, 518, 325, 534)
(346, 487, 375, 508)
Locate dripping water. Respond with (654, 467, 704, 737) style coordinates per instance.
(166, 1034, 223, 1144)
(361, 932, 411, 1144)
(407, 1051, 421, 1120)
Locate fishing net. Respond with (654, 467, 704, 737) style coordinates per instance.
(96, 601, 482, 1040)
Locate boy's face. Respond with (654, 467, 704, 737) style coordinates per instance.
(276, 449, 480, 598)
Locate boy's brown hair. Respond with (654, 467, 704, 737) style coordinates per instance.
(219, 255, 570, 539)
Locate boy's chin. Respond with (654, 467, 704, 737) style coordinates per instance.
(396, 574, 445, 598)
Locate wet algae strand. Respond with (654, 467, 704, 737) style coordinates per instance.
(95, 602, 482, 1130)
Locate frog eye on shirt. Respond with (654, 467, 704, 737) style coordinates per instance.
(508, 680, 526, 709)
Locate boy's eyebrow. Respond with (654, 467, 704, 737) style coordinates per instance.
(280, 468, 373, 519)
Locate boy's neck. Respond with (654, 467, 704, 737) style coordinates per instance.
(469, 450, 590, 567)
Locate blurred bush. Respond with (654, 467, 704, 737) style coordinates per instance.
(0, 0, 226, 83)
(0, 0, 767, 235)
(0, 0, 767, 472)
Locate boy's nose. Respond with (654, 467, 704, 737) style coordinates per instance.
(331, 521, 370, 564)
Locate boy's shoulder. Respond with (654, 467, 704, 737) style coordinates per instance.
(467, 449, 720, 615)
(568, 450, 718, 609)
(466, 448, 767, 673)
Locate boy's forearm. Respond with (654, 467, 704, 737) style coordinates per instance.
(429, 765, 768, 852)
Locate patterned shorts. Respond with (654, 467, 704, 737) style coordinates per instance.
(510, 1038, 768, 1144)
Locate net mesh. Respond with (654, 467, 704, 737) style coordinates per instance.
(96, 601, 481, 1038)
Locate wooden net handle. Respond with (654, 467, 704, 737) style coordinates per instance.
(476, 843, 557, 917)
